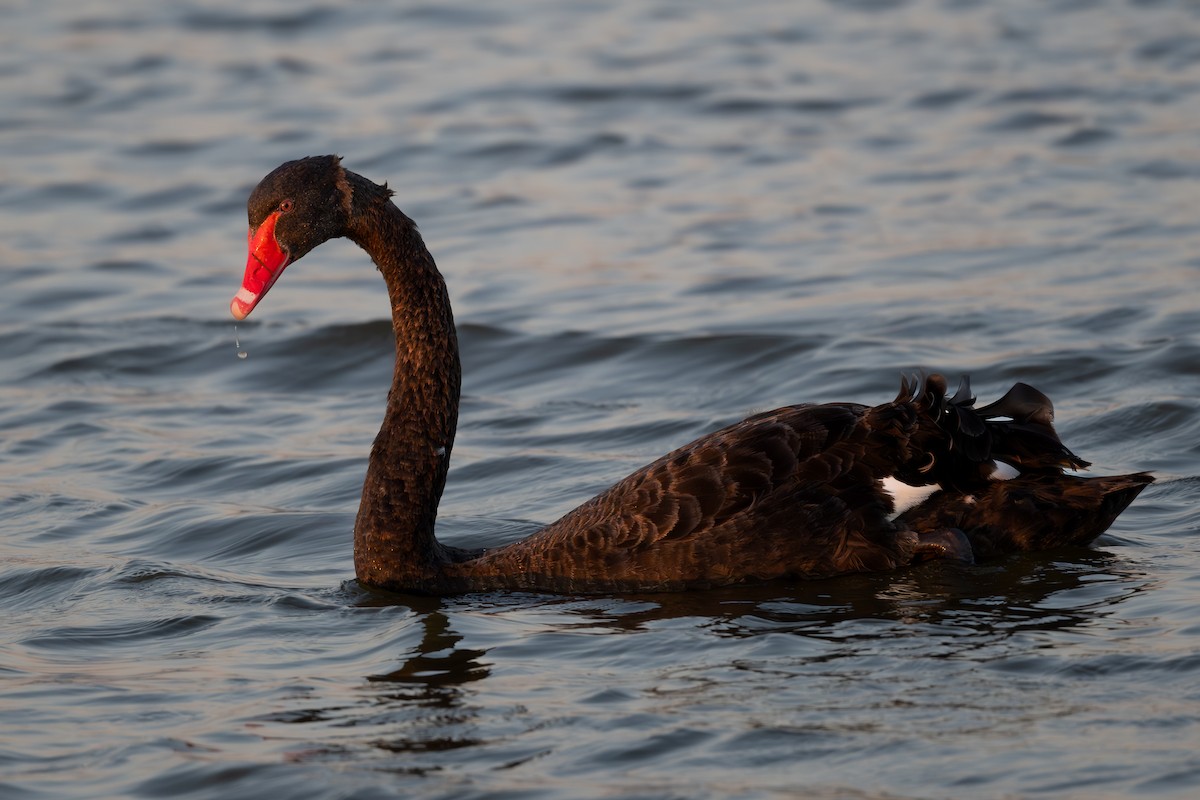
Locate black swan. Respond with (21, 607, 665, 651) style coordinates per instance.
(230, 155, 1153, 595)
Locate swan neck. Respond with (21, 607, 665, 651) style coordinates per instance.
(346, 183, 462, 588)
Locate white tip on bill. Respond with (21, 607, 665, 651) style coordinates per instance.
(230, 287, 258, 321)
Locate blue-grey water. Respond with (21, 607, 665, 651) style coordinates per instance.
(3, 1, 1199, 798)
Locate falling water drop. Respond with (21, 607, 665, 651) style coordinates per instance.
(235, 325, 248, 360)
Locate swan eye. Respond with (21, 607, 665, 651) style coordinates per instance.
(279, 199, 295, 213)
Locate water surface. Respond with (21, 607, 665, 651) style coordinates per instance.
(2, 1, 1199, 798)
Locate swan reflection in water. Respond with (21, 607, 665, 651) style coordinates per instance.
(263, 552, 1148, 768)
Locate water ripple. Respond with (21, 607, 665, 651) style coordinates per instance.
(3, 0, 1199, 798)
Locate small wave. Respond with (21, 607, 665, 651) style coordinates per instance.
(986, 110, 1079, 132)
(0, 565, 107, 613)
(182, 7, 337, 34)
(22, 614, 221, 652)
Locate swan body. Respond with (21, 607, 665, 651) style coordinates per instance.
(231, 156, 1152, 595)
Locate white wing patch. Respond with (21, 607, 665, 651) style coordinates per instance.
(880, 476, 940, 519)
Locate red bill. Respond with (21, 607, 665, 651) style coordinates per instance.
(231, 211, 288, 320)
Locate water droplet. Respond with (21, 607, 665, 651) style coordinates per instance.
(234, 324, 248, 360)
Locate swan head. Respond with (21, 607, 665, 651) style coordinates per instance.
(231, 155, 350, 320)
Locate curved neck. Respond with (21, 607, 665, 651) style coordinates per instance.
(345, 176, 462, 587)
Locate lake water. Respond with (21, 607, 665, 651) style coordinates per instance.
(3, 1, 1199, 798)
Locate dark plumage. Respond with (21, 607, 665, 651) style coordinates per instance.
(231, 156, 1153, 595)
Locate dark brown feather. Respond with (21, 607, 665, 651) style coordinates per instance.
(444, 402, 921, 591)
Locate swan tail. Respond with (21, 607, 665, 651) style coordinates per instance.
(898, 472, 1154, 558)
